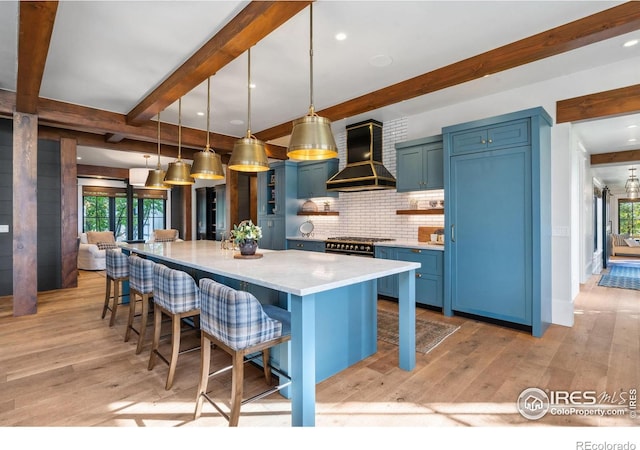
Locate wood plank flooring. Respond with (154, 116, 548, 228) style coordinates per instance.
(0, 269, 638, 430)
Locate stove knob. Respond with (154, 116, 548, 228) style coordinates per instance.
(366, 245, 371, 252)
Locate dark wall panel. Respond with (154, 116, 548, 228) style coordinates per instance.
(0, 120, 12, 296)
(37, 139, 62, 291)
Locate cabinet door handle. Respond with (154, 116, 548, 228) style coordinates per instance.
(416, 273, 422, 278)
(411, 249, 422, 253)
(481, 139, 486, 144)
(488, 138, 493, 143)
(451, 224, 455, 242)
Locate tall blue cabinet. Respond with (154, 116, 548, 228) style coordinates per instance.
(442, 107, 552, 337)
(257, 161, 303, 250)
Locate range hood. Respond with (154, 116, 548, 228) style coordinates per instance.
(326, 119, 396, 192)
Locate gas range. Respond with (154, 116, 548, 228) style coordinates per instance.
(324, 236, 395, 257)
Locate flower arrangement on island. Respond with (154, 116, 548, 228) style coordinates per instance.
(231, 220, 262, 245)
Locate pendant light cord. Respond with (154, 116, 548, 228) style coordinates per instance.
(178, 97, 182, 160)
(309, 3, 314, 113)
(156, 112, 162, 169)
(206, 77, 211, 150)
(247, 48, 252, 138)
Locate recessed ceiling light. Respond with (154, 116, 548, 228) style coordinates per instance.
(369, 54, 393, 68)
(196, 111, 204, 116)
(623, 39, 638, 47)
(628, 124, 638, 129)
(249, 83, 256, 89)
(629, 138, 638, 142)
(230, 119, 244, 125)
(335, 32, 347, 41)
(77, 156, 82, 160)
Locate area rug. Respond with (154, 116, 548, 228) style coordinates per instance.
(598, 264, 640, 290)
(377, 309, 459, 354)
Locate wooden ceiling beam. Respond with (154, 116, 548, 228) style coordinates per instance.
(126, 0, 311, 125)
(591, 149, 640, 166)
(16, 1, 58, 114)
(77, 164, 129, 180)
(0, 90, 288, 160)
(557, 84, 640, 124)
(256, 1, 640, 141)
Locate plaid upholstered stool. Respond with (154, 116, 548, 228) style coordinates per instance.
(148, 263, 201, 390)
(194, 278, 291, 426)
(125, 254, 155, 354)
(101, 249, 129, 327)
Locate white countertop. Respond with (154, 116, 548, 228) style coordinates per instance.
(124, 240, 419, 297)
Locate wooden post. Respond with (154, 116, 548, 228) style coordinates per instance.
(13, 112, 38, 316)
(60, 137, 78, 289)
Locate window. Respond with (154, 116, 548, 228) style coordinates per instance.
(83, 186, 167, 241)
(83, 195, 110, 232)
(618, 198, 640, 235)
(136, 198, 165, 240)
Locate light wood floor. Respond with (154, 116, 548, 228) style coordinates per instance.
(0, 268, 638, 430)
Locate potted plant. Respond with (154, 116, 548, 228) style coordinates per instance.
(231, 220, 262, 255)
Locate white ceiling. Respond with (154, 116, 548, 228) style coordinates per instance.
(1, 1, 639, 188)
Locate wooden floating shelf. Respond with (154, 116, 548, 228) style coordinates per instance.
(396, 208, 444, 215)
(297, 211, 339, 216)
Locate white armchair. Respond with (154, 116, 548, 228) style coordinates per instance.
(77, 231, 118, 270)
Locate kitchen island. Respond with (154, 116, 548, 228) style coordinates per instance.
(123, 240, 419, 426)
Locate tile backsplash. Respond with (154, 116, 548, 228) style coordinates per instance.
(299, 117, 445, 241)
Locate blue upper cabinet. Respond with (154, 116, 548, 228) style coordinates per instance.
(395, 135, 444, 192)
(297, 159, 339, 198)
(442, 107, 552, 337)
(449, 119, 530, 155)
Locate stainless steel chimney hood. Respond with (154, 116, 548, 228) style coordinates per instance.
(326, 119, 396, 192)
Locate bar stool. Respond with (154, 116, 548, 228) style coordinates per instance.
(125, 254, 155, 354)
(148, 263, 201, 390)
(102, 249, 129, 327)
(194, 278, 291, 426)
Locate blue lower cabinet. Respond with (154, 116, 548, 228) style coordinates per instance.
(374, 246, 398, 297)
(375, 246, 444, 307)
(287, 239, 325, 252)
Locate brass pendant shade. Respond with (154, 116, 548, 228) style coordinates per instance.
(191, 149, 224, 179)
(164, 159, 195, 185)
(145, 168, 169, 189)
(287, 112, 338, 160)
(228, 135, 269, 172)
(191, 77, 225, 179)
(164, 97, 195, 185)
(228, 48, 269, 172)
(145, 112, 170, 189)
(287, 3, 338, 161)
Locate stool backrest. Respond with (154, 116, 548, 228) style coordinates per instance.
(152, 264, 200, 313)
(199, 278, 282, 351)
(129, 254, 155, 294)
(105, 249, 129, 279)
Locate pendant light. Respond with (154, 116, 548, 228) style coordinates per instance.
(191, 76, 225, 179)
(626, 167, 640, 198)
(228, 47, 269, 172)
(287, 3, 338, 161)
(164, 97, 195, 185)
(145, 112, 170, 189)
